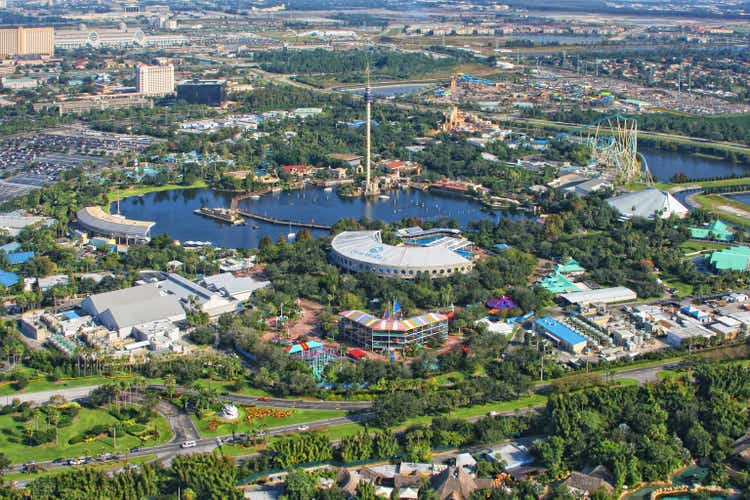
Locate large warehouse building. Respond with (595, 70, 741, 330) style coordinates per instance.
(330, 230, 473, 279)
(533, 316, 587, 354)
(338, 310, 449, 352)
(81, 285, 186, 337)
(561, 286, 637, 306)
(76, 206, 155, 244)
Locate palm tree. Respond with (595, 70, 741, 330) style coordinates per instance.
(165, 374, 177, 399)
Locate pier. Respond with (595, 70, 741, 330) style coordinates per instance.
(236, 210, 332, 230)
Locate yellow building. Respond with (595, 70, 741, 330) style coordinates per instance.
(135, 63, 175, 96)
(0, 27, 55, 57)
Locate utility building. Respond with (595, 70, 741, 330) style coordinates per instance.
(533, 316, 587, 354)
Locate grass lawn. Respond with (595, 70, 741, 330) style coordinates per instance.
(660, 274, 694, 297)
(0, 376, 164, 397)
(429, 371, 466, 386)
(679, 240, 730, 254)
(192, 407, 347, 438)
(189, 379, 274, 398)
(107, 180, 207, 204)
(447, 394, 548, 420)
(0, 407, 172, 464)
(693, 194, 750, 229)
(3, 454, 157, 482)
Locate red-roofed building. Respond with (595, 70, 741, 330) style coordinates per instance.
(382, 159, 422, 177)
(347, 348, 368, 361)
(282, 164, 315, 177)
(431, 178, 489, 196)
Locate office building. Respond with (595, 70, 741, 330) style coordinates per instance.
(177, 80, 227, 106)
(135, 63, 175, 96)
(0, 27, 54, 57)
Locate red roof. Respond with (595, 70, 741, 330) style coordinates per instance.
(386, 160, 405, 170)
(282, 164, 311, 173)
(347, 348, 367, 359)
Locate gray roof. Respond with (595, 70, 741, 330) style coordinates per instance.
(560, 286, 637, 305)
(607, 188, 688, 220)
(332, 230, 471, 269)
(99, 295, 185, 331)
(202, 272, 269, 297)
(82, 285, 163, 316)
(82, 284, 186, 331)
(76, 206, 155, 238)
(160, 273, 215, 302)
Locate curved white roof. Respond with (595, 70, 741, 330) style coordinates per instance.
(77, 206, 155, 238)
(607, 188, 688, 220)
(331, 231, 471, 269)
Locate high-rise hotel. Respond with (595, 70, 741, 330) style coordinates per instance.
(135, 63, 175, 96)
(0, 27, 55, 57)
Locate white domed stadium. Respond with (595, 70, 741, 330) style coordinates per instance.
(330, 230, 474, 279)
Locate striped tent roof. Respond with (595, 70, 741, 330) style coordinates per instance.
(285, 341, 323, 355)
(339, 310, 448, 332)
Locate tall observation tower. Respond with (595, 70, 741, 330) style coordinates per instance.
(364, 65, 376, 195)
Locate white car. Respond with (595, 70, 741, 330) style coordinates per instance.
(297, 425, 310, 432)
(181, 440, 197, 449)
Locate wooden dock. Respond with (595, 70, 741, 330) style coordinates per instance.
(236, 210, 332, 230)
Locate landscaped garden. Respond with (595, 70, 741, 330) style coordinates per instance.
(0, 397, 172, 464)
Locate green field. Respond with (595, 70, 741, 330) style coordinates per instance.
(189, 379, 274, 398)
(0, 376, 164, 397)
(107, 180, 207, 204)
(0, 408, 172, 464)
(192, 407, 347, 438)
(679, 240, 730, 254)
(693, 194, 750, 228)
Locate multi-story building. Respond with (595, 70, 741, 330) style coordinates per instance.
(0, 27, 54, 57)
(176, 80, 227, 106)
(135, 63, 175, 96)
(338, 309, 448, 352)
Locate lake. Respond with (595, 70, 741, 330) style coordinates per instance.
(116, 187, 518, 249)
(640, 146, 750, 182)
(726, 192, 750, 206)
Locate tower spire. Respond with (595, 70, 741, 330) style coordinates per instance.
(364, 64, 374, 195)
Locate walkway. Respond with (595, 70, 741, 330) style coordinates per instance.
(236, 210, 332, 230)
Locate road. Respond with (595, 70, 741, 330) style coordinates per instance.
(8, 360, 672, 409)
(8, 412, 371, 476)
(5, 359, 685, 483)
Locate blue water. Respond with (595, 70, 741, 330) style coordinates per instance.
(641, 146, 750, 182)
(343, 84, 430, 97)
(727, 192, 750, 205)
(510, 35, 604, 44)
(116, 186, 517, 249)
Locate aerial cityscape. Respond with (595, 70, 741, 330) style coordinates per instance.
(0, 0, 748, 498)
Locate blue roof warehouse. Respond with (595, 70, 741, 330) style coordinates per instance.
(533, 316, 588, 354)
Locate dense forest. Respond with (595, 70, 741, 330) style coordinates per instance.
(4, 360, 748, 499)
(532, 107, 750, 148)
(252, 48, 461, 81)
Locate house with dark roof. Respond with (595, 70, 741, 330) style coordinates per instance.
(430, 466, 494, 500)
(562, 466, 614, 496)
